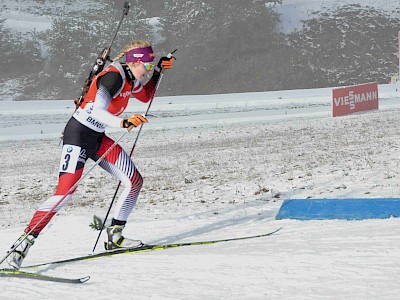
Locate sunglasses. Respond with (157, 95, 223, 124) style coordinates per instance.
(141, 61, 155, 71)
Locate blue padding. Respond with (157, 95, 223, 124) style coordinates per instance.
(275, 198, 400, 220)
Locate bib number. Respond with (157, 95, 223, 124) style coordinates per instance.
(59, 145, 81, 173)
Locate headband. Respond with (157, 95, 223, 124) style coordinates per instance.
(125, 46, 155, 63)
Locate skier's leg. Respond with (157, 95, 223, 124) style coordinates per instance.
(23, 118, 103, 238)
(24, 173, 83, 236)
(93, 136, 143, 249)
(6, 145, 85, 269)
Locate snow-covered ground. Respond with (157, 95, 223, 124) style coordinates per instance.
(2, 0, 398, 34)
(275, 0, 400, 32)
(1, 83, 400, 298)
(0, 0, 97, 33)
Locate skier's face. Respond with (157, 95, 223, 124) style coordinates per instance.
(127, 62, 152, 81)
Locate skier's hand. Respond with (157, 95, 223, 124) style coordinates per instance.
(121, 114, 148, 131)
(157, 56, 174, 70)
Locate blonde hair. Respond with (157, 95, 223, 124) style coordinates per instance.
(113, 40, 152, 62)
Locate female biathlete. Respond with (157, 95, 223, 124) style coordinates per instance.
(6, 40, 174, 269)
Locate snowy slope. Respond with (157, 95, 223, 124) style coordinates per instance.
(0, 0, 97, 33)
(1, 84, 400, 298)
(2, 0, 398, 34)
(276, 0, 400, 32)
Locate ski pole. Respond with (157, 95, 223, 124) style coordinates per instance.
(92, 49, 177, 252)
(0, 131, 129, 266)
(0, 2, 133, 267)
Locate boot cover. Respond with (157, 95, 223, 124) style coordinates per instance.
(105, 225, 143, 250)
(6, 233, 36, 270)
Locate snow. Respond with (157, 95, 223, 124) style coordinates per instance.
(1, 83, 400, 298)
(0, 0, 97, 33)
(2, 0, 399, 35)
(2, 11, 52, 33)
(275, 0, 400, 33)
(148, 16, 165, 44)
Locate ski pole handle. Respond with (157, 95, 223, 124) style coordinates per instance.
(167, 49, 177, 59)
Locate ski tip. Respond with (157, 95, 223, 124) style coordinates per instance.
(80, 276, 91, 283)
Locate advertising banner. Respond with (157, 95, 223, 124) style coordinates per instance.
(332, 82, 379, 117)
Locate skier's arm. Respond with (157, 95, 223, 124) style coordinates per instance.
(132, 69, 161, 103)
(132, 56, 174, 102)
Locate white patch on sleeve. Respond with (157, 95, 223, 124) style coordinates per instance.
(59, 145, 81, 173)
(132, 80, 143, 94)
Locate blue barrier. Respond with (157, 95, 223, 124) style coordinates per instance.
(275, 198, 400, 220)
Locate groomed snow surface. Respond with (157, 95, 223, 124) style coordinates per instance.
(1, 84, 400, 299)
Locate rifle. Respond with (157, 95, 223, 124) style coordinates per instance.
(74, 1, 130, 110)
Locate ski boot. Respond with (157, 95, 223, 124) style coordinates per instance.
(6, 233, 36, 270)
(105, 225, 143, 250)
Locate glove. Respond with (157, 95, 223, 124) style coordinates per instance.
(157, 56, 174, 70)
(121, 114, 148, 131)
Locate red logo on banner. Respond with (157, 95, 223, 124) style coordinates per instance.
(332, 82, 379, 117)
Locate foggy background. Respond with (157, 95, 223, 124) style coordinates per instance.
(0, 0, 399, 100)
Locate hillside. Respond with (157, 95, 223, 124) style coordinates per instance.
(0, 0, 399, 100)
(276, 0, 400, 32)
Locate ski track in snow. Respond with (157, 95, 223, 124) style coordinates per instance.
(1, 84, 400, 299)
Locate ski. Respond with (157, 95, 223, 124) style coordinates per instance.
(24, 227, 282, 269)
(0, 269, 90, 284)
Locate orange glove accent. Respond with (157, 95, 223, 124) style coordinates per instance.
(158, 57, 174, 69)
(121, 114, 148, 131)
